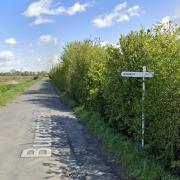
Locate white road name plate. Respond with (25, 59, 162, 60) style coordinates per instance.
(121, 72, 154, 78)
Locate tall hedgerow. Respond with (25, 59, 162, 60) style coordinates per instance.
(50, 40, 108, 111)
(50, 25, 180, 173)
(103, 26, 180, 172)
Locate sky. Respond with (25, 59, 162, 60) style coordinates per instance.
(0, 0, 179, 72)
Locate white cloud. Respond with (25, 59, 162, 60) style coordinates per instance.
(0, 59, 21, 71)
(39, 34, 57, 44)
(93, 2, 141, 28)
(32, 16, 55, 25)
(99, 41, 120, 48)
(93, 2, 127, 28)
(99, 41, 108, 47)
(159, 16, 171, 30)
(3, 60, 20, 66)
(160, 16, 171, 24)
(4, 38, 18, 46)
(117, 14, 130, 22)
(34, 54, 59, 70)
(24, 0, 52, 17)
(37, 58, 42, 62)
(128, 6, 141, 17)
(159, 14, 180, 30)
(93, 40, 120, 48)
(65, 2, 90, 16)
(159, 8, 180, 29)
(0, 51, 15, 61)
(110, 43, 120, 48)
(23, 0, 91, 25)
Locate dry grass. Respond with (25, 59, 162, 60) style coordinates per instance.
(0, 76, 33, 84)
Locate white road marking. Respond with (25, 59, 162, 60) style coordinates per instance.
(21, 148, 51, 158)
(21, 111, 53, 158)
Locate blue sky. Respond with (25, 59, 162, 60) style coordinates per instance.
(0, 0, 179, 72)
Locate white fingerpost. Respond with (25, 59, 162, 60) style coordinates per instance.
(141, 66, 146, 148)
(121, 66, 154, 148)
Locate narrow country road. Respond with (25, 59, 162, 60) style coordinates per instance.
(0, 80, 123, 180)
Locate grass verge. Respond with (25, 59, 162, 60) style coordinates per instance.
(0, 79, 40, 107)
(0, 84, 17, 93)
(56, 90, 178, 180)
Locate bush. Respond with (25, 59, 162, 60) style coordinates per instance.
(50, 25, 180, 174)
(50, 40, 108, 111)
(103, 27, 180, 173)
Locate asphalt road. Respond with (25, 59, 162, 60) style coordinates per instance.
(0, 80, 123, 180)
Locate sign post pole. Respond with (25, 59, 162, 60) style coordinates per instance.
(141, 66, 146, 148)
(121, 66, 154, 148)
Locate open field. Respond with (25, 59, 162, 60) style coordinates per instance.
(0, 76, 39, 106)
(0, 75, 33, 85)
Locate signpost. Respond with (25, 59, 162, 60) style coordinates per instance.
(121, 66, 154, 148)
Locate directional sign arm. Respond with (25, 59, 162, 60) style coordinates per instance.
(121, 72, 154, 78)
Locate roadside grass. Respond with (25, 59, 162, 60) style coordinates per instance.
(0, 84, 17, 93)
(58, 91, 178, 180)
(0, 79, 39, 107)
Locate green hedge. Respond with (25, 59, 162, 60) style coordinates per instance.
(50, 26, 180, 174)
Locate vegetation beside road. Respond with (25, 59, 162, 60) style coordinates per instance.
(0, 75, 42, 107)
(0, 84, 17, 93)
(50, 23, 180, 178)
(56, 92, 178, 180)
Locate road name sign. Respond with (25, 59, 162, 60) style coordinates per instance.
(121, 72, 154, 78)
(21, 111, 53, 158)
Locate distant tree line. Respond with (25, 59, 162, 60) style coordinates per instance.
(0, 71, 47, 76)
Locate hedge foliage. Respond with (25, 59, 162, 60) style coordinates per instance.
(50, 25, 180, 173)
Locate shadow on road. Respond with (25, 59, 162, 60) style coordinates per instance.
(24, 80, 70, 112)
(42, 114, 121, 180)
(24, 80, 125, 179)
